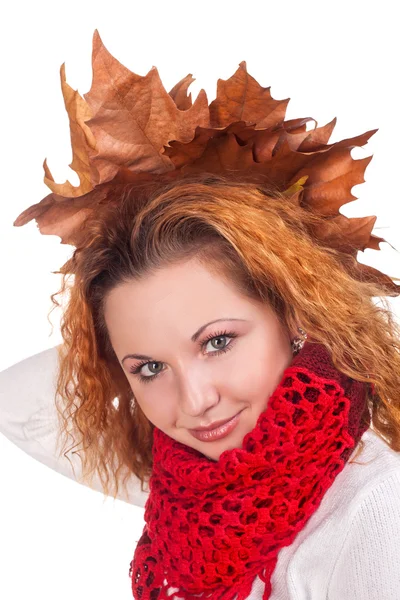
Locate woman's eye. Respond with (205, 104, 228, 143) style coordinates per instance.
(130, 331, 237, 384)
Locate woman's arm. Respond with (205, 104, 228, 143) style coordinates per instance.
(0, 345, 150, 508)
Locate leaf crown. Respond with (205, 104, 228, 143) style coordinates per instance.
(13, 29, 400, 293)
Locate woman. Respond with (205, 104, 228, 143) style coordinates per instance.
(1, 31, 400, 599)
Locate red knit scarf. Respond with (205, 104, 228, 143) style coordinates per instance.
(129, 339, 372, 600)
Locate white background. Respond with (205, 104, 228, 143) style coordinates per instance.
(1, 0, 399, 598)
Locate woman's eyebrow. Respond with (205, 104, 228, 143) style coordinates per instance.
(121, 318, 248, 364)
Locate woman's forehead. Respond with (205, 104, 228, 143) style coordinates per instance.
(105, 258, 248, 317)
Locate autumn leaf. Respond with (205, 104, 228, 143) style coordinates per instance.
(13, 28, 399, 294)
(208, 60, 290, 129)
(82, 30, 211, 186)
(44, 63, 97, 197)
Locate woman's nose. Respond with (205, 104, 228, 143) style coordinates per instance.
(177, 368, 220, 417)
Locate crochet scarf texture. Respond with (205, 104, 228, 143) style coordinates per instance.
(129, 339, 372, 600)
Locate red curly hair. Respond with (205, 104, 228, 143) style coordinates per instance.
(48, 172, 400, 502)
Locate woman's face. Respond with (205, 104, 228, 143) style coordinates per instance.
(104, 257, 296, 461)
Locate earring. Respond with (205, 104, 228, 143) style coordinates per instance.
(291, 326, 308, 355)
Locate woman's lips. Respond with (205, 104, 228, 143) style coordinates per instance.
(188, 410, 242, 442)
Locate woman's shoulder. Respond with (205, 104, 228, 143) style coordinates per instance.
(269, 428, 400, 599)
(325, 430, 400, 598)
(316, 426, 400, 529)
(351, 426, 400, 487)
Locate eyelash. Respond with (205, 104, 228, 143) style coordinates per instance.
(128, 329, 238, 384)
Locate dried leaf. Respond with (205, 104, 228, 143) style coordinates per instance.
(13, 29, 399, 294)
(83, 30, 210, 185)
(44, 63, 97, 197)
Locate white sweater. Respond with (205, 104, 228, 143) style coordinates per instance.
(1, 346, 400, 599)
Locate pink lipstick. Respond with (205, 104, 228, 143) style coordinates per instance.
(189, 410, 242, 442)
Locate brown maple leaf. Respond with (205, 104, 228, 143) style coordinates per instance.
(12, 29, 399, 294)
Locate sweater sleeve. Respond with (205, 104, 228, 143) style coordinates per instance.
(0, 345, 150, 508)
(328, 472, 400, 600)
